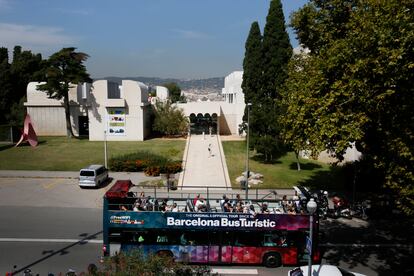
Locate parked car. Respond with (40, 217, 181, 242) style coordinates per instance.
(288, 265, 366, 276)
(79, 164, 108, 188)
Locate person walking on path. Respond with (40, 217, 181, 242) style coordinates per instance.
(208, 143, 212, 157)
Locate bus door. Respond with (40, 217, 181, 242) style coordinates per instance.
(232, 231, 262, 264)
(206, 231, 232, 263)
(179, 231, 209, 263)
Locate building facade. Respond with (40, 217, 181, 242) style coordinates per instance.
(24, 71, 247, 140)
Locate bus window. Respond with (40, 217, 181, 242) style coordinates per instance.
(180, 233, 188, 245)
(183, 231, 209, 246)
(156, 235, 168, 243)
(263, 232, 287, 247)
(209, 231, 220, 246)
(221, 232, 233, 246)
(234, 232, 262, 246)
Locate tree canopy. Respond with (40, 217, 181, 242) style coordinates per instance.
(152, 100, 188, 137)
(286, 0, 414, 214)
(163, 82, 185, 103)
(0, 46, 44, 125)
(37, 47, 91, 138)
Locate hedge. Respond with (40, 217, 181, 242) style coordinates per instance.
(109, 150, 182, 176)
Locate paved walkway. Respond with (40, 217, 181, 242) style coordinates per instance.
(179, 134, 231, 190)
(0, 170, 158, 184)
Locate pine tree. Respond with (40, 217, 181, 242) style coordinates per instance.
(37, 47, 91, 138)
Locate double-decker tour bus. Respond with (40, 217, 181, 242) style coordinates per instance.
(102, 180, 320, 267)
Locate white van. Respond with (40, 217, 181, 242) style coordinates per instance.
(79, 165, 108, 187)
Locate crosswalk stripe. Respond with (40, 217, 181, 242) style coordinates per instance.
(211, 268, 258, 275)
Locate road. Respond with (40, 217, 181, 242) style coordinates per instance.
(0, 177, 412, 275)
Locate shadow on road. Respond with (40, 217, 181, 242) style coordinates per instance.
(11, 231, 102, 275)
(320, 218, 414, 275)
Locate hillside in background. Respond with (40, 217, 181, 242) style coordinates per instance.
(97, 76, 225, 95)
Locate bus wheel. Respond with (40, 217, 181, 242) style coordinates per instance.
(263, 252, 281, 268)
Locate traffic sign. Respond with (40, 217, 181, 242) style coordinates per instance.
(306, 236, 312, 253)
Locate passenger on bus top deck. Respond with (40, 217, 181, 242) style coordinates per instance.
(287, 205, 297, 215)
(195, 197, 207, 212)
(193, 194, 200, 206)
(160, 199, 168, 211)
(133, 201, 140, 211)
(249, 204, 256, 215)
(220, 194, 229, 209)
(171, 202, 179, 212)
(261, 202, 270, 214)
(235, 201, 243, 213)
(139, 192, 145, 199)
(223, 202, 232, 212)
(236, 194, 243, 204)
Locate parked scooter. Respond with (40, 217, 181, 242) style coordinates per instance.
(351, 200, 370, 220)
(312, 190, 329, 219)
(293, 186, 329, 219)
(331, 195, 352, 219)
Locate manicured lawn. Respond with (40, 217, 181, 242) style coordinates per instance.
(223, 141, 335, 189)
(0, 137, 185, 171)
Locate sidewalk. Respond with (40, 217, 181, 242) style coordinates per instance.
(179, 134, 230, 189)
(0, 170, 158, 184)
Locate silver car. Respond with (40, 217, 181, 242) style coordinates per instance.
(79, 164, 108, 187)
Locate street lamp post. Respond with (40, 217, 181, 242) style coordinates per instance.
(245, 103, 252, 200)
(307, 198, 317, 276)
(104, 130, 108, 169)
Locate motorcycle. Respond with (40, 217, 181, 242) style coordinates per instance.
(312, 190, 329, 219)
(351, 200, 370, 220)
(293, 186, 329, 219)
(331, 195, 352, 219)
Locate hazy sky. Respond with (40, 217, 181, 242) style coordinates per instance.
(0, 0, 308, 79)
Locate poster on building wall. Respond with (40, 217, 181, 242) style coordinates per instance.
(107, 108, 126, 135)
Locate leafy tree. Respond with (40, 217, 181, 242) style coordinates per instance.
(163, 82, 185, 103)
(288, 0, 414, 214)
(9, 46, 44, 124)
(37, 47, 92, 138)
(153, 100, 188, 136)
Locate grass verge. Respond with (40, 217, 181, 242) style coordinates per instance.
(222, 141, 342, 189)
(0, 136, 185, 171)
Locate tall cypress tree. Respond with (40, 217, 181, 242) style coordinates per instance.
(242, 21, 263, 108)
(254, 0, 292, 161)
(241, 22, 263, 140)
(262, 0, 292, 98)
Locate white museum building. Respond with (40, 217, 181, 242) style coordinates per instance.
(24, 71, 247, 141)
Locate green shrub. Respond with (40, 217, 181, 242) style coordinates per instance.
(109, 150, 182, 174)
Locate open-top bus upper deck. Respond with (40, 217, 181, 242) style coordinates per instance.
(103, 180, 317, 232)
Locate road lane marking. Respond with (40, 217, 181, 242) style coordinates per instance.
(0, 238, 103, 244)
(211, 268, 258, 275)
(42, 179, 64, 189)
